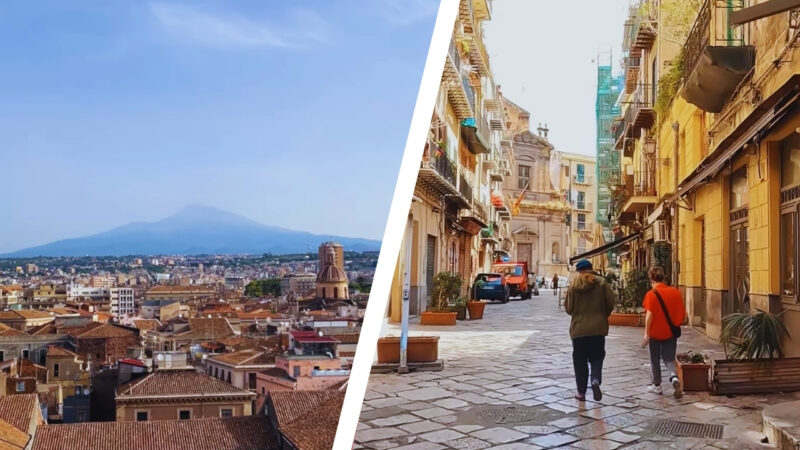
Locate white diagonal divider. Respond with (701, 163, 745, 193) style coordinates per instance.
(332, 1, 460, 448)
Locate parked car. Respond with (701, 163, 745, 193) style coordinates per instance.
(471, 273, 509, 303)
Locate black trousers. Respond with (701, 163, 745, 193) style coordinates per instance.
(572, 335, 606, 394)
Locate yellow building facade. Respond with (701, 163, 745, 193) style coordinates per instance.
(616, 0, 800, 353)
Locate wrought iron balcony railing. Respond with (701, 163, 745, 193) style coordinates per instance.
(423, 140, 457, 188)
(683, 0, 748, 87)
(459, 173, 473, 204)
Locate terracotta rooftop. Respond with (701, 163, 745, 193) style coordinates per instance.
(0, 310, 52, 320)
(329, 333, 360, 344)
(173, 318, 234, 340)
(0, 323, 27, 337)
(131, 319, 161, 331)
(117, 368, 254, 398)
(0, 418, 29, 450)
(270, 390, 344, 450)
(207, 349, 275, 367)
(31, 416, 279, 450)
(26, 323, 57, 336)
(0, 393, 39, 433)
(46, 345, 78, 358)
(290, 331, 339, 344)
(146, 285, 216, 294)
(69, 322, 139, 339)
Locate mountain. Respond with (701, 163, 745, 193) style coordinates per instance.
(2, 205, 381, 257)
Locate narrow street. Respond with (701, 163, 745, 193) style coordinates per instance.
(356, 293, 800, 449)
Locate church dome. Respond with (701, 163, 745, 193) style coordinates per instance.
(317, 265, 348, 283)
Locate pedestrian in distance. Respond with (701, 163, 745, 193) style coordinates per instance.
(565, 259, 616, 402)
(552, 273, 559, 294)
(642, 266, 686, 398)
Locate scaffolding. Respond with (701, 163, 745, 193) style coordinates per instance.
(595, 49, 623, 266)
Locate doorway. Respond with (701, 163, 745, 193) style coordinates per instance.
(425, 235, 437, 307)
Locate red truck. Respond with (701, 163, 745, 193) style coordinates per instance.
(491, 260, 536, 300)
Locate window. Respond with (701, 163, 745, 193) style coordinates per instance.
(577, 192, 586, 210)
(577, 213, 586, 230)
(226, 371, 231, 384)
(179, 410, 191, 420)
(22, 350, 29, 360)
(214, 367, 219, 379)
(552, 242, 560, 263)
(576, 164, 585, 183)
(518, 165, 531, 189)
(136, 411, 149, 422)
(248, 373, 257, 390)
(262, 386, 265, 395)
(53, 363, 60, 378)
(781, 134, 800, 303)
(293, 366, 301, 378)
(730, 168, 749, 209)
(577, 237, 587, 256)
(16, 381, 25, 392)
(220, 409, 233, 418)
(0, 351, 4, 362)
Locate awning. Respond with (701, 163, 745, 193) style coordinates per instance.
(665, 76, 800, 205)
(647, 203, 665, 226)
(569, 232, 641, 265)
(461, 122, 490, 154)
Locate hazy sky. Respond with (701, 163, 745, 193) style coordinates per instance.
(484, 0, 630, 156)
(0, 0, 438, 253)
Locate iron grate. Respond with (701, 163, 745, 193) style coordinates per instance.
(650, 420, 724, 439)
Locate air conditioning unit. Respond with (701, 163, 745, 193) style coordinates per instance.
(654, 220, 669, 242)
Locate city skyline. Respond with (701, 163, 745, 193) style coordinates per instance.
(0, 0, 438, 253)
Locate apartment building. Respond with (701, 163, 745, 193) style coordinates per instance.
(110, 287, 135, 317)
(388, 0, 512, 321)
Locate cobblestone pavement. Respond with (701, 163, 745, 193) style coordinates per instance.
(356, 292, 800, 449)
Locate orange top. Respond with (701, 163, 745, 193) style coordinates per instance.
(643, 283, 686, 340)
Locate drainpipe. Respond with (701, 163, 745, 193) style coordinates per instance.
(672, 121, 680, 287)
(398, 217, 413, 374)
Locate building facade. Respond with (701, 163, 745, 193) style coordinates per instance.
(110, 288, 135, 317)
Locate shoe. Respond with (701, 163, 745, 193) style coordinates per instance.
(574, 393, 586, 402)
(647, 384, 663, 394)
(591, 379, 603, 401)
(671, 376, 683, 399)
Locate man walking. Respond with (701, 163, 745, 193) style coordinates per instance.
(565, 260, 616, 401)
(552, 273, 560, 294)
(642, 266, 686, 398)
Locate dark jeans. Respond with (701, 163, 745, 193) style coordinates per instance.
(572, 336, 605, 394)
(648, 337, 678, 386)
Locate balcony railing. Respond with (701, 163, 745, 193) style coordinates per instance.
(576, 221, 587, 231)
(449, 38, 462, 72)
(462, 75, 476, 114)
(572, 201, 593, 211)
(423, 141, 457, 188)
(627, 171, 657, 196)
(573, 174, 594, 185)
(682, 0, 752, 112)
(459, 174, 473, 204)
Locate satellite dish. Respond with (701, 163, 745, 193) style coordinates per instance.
(156, 354, 164, 361)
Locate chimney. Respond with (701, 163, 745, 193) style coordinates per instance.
(543, 123, 549, 140)
(537, 123, 544, 137)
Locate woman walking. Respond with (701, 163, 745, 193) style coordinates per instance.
(565, 259, 616, 401)
(642, 266, 686, 398)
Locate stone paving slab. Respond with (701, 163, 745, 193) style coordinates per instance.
(356, 293, 800, 450)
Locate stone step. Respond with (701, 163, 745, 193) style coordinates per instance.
(763, 400, 800, 450)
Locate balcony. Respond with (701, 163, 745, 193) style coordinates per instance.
(443, 38, 475, 120)
(620, 171, 658, 214)
(573, 174, 594, 185)
(459, 203, 488, 235)
(572, 201, 593, 212)
(576, 220, 587, 231)
(489, 170, 504, 182)
(417, 141, 469, 209)
(624, 56, 641, 94)
(613, 108, 632, 150)
(624, 3, 657, 58)
(459, 173, 474, 205)
(682, 0, 754, 113)
(630, 83, 655, 135)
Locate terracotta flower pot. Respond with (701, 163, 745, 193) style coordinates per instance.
(467, 301, 486, 320)
(376, 336, 440, 364)
(455, 307, 467, 320)
(608, 313, 641, 327)
(676, 360, 711, 391)
(420, 311, 458, 326)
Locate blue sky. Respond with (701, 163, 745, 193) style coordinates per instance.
(0, 0, 437, 253)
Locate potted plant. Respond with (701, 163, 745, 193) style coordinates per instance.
(606, 271, 644, 327)
(452, 296, 467, 320)
(677, 351, 711, 391)
(376, 335, 440, 364)
(420, 272, 462, 326)
(467, 295, 486, 320)
(712, 310, 800, 395)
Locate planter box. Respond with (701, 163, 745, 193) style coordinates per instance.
(677, 360, 711, 391)
(376, 336, 439, 364)
(608, 313, 641, 327)
(420, 311, 458, 326)
(712, 357, 800, 395)
(467, 301, 486, 320)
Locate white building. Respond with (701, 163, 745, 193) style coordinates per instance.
(67, 283, 109, 301)
(110, 287, 135, 317)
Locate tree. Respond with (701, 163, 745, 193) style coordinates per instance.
(244, 278, 282, 298)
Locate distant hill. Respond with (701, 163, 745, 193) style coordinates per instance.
(2, 205, 381, 257)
